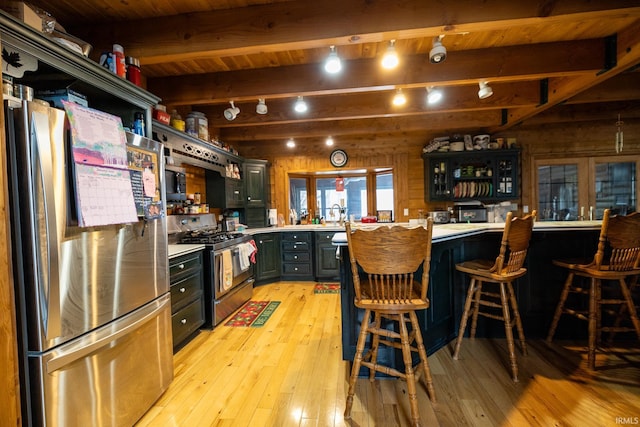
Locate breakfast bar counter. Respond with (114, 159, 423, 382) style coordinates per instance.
(333, 221, 602, 364)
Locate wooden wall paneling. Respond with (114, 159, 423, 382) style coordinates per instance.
(0, 98, 22, 425)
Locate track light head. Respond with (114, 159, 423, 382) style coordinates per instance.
(294, 96, 308, 113)
(426, 86, 443, 104)
(381, 40, 399, 69)
(478, 81, 493, 99)
(429, 36, 447, 63)
(324, 45, 342, 74)
(224, 101, 240, 121)
(256, 98, 268, 114)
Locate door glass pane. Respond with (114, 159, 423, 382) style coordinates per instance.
(537, 164, 579, 221)
(376, 173, 394, 212)
(289, 177, 307, 222)
(316, 176, 367, 221)
(594, 162, 636, 219)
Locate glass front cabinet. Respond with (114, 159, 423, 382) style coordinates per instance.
(423, 149, 520, 202)
(534, 156, 638, 221)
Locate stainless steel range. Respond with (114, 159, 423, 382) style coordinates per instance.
(168, 215, 256, 327)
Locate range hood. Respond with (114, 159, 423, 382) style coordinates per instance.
(152, 120, 243, 175)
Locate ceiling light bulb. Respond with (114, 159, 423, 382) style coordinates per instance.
(324, 46, 342, 74)
(286, 138, 296, 148)
(224, 101, 240, 121)
(381, 40, 399, 69)
(426, 86, 443, 104)
(392, 88, 406, 106)
(294, 96, 308, 113)
(478, 81, 493, 99)
(325, 136, 334, 146)
(256, 98, 268, 114)
(429, 36, 447, 63)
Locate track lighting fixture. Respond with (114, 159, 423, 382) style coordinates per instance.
(325, 136, 334, 146)
(224, 101, 240, 121)
(429, 35, 447, 63)
(478, 81, 493, 99)
(392, 88, 406, 106)
(381, 40, 399, 69)
(256, 98, 268, 114)
(426, 86, 443, 104)
(324, 45, 342, 74)
(294, 96, 308, 113)
(286, 138, 296, 148)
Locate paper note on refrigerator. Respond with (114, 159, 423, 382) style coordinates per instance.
(74, 164, 139, 227)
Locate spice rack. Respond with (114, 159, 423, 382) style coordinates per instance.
(423, 149, 519, 202)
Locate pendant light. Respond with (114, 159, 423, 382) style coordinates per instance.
(294, 96, 308, 113)
(324, 46, 342, 74)
(381, 40, 399, 69)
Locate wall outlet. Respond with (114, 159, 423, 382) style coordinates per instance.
(403, 208, 409, 216)
(523, 205, 529, 213)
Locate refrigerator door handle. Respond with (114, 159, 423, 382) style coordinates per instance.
(32, 109, 61, 339)
(46, 294, 171, 373)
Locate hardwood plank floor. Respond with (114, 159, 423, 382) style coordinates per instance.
(136, 282, 640, 426)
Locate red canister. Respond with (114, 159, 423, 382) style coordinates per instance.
(126, 56, 141, 86)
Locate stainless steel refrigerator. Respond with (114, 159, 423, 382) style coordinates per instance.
(5, 100, 173, 426)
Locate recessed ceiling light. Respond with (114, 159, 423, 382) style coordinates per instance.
(324, 46, 342, 74)
(325, 136, 334, 146)
(286, 138, 296, 148)
(381, 40, 399, 69)
(392, 88, 406, 106)
(294, 96, 308, 113)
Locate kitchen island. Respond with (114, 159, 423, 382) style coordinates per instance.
(332, 221, 603, 366)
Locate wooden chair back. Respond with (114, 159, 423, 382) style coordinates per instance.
(593, 209, 640, 271)
(345, 220, 433, 307)
(491, 210, 537, 275)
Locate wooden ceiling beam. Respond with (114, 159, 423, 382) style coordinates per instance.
(218, 110, 502, 142)
(149, 39, 604, 107)
(491, 19, 640, 132)
(70, 0, 640, 65)
(202, 81, 539, 128)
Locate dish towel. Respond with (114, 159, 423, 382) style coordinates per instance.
(238, 240, 258, 271)
(220, 249, 233, 291)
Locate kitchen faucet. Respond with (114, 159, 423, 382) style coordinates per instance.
(330, 204, 345, 226)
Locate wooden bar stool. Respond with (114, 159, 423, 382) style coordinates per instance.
(546, 209, 640, 370)
(344, 221, 436, 427)
(453, 211, 536, 382)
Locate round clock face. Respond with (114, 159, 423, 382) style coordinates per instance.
(330, 149, 348, 167)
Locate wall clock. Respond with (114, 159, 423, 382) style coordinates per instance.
(330, 149, 348, 167)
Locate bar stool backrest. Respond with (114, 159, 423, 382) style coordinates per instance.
(345, 220, 433, 307)
(492, 211, 537, 275)
(594, 209, 640, 271)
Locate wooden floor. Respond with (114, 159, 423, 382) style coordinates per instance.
(136, 282, 640, 426)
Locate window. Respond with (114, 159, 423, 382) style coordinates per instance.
(288, 169, 394, 223)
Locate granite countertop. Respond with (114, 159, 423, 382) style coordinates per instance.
(331, 220, 602, 246)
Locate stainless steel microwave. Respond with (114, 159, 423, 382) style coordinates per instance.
(165, 165, 187, 201)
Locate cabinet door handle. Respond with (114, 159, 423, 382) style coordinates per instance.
(294, 255, 298, 259)
(294, 267, 298, 271)
(293, 245, 297, 249)
(233, 190, 240, 195)
(179, 287, 186, 293)
(181, 319, 187, 324)
(178, 264, 185, 270)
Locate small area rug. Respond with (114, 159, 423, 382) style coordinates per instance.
(314, 283, 341, 294)
(224, 300, 280, 327)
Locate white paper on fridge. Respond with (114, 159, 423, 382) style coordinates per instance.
(61, 100, 138, 226)
(74, 164, 139, 227)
